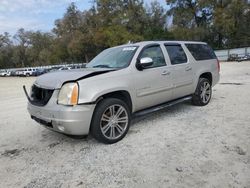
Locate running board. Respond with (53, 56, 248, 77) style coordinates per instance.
(133, 95, 192, 118)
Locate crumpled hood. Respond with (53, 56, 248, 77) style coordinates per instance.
(34, 68, 113, 89)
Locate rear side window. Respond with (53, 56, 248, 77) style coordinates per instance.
(185, 44, 217, 60)
(165, 45, 187, 65)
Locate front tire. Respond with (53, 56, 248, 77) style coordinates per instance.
(90, 98, 131, 144)
(192, 78, 212, 106)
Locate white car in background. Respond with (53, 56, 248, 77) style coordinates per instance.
(19, 68, 37, 76)
(0, 70, 11, 77)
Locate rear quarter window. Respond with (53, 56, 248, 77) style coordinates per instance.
(185, 44, 217, 61)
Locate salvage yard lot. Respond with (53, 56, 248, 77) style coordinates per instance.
(0, 62, 250, 188)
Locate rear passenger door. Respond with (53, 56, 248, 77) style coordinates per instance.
(164, 44, 194, 98)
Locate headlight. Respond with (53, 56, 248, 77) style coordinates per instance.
(58, 82, 79, 105)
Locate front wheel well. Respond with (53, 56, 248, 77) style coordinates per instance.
(199, 72, 212, 85)
(96, 91, 133, 113)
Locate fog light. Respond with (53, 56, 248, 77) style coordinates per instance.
(57, 126, 65, 132)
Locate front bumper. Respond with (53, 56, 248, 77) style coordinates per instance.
(27, 90, 96, 135)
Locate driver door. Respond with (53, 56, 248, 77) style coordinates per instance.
(133, 44, 174, 111)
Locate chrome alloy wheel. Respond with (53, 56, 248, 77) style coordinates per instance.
(200, 81, 211, 103)
(100, 104, 129, 140)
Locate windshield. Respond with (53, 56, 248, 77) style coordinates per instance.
(86, 46, 138, 69)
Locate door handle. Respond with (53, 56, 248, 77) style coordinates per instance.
(185, 66, 192, 71)
(161, 70, 170, 76)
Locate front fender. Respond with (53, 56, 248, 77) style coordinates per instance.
(77, 69, 134, 105)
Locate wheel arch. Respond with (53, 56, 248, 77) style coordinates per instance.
(199, 72, 212, 85)
(95, 90, 133, 113)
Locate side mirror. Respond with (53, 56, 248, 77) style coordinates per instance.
(137, 57, 153, 70)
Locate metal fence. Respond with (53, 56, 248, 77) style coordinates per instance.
(215, 47, 250, 61)
(0, 63, 86, 72)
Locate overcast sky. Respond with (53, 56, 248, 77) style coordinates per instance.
(0, 0, 167, 35)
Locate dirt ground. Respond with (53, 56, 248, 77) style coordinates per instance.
(0, 62, 250, 188)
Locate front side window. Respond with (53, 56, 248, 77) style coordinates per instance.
(86, 46, 138, 69)
(139, 46, 166, 68)
(165, 45, 187, 65)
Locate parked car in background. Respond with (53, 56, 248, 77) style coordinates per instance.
(18, 68, 37, 76)
(227, 54, 239, 61)
(58, 66, 72, 71)
(68, 65, 78, 69)
(25, 41, 220, 144)
(34, 69, 48, 76)
(0, 70, 11, 77)
(69, 64, 86, 69)
(14, 69, 23, 76)
(9, 70, 18, 76)
(237, 54, 250, 62)
(46, 67, 60, 73)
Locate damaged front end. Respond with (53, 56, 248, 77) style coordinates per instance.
(23, 85, 54, 106)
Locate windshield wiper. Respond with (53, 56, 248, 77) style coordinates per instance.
(92, 65, 111, 68)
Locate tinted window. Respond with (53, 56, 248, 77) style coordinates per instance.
(140, 46, 166, 68)
(165, 45, 187, 65)
(185, 44, 217, 60)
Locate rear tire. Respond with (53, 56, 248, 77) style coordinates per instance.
(90, 98, 131, 144)
(192, 78, 212, 106)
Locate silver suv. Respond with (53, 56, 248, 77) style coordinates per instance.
(24, 41, 220, 144)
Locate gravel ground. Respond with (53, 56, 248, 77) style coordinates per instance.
(0, 62, 250, 188)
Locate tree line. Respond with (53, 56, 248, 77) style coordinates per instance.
(0, 0, 249, 69)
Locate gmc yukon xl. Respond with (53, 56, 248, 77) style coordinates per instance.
(24, 41, 220, 144)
